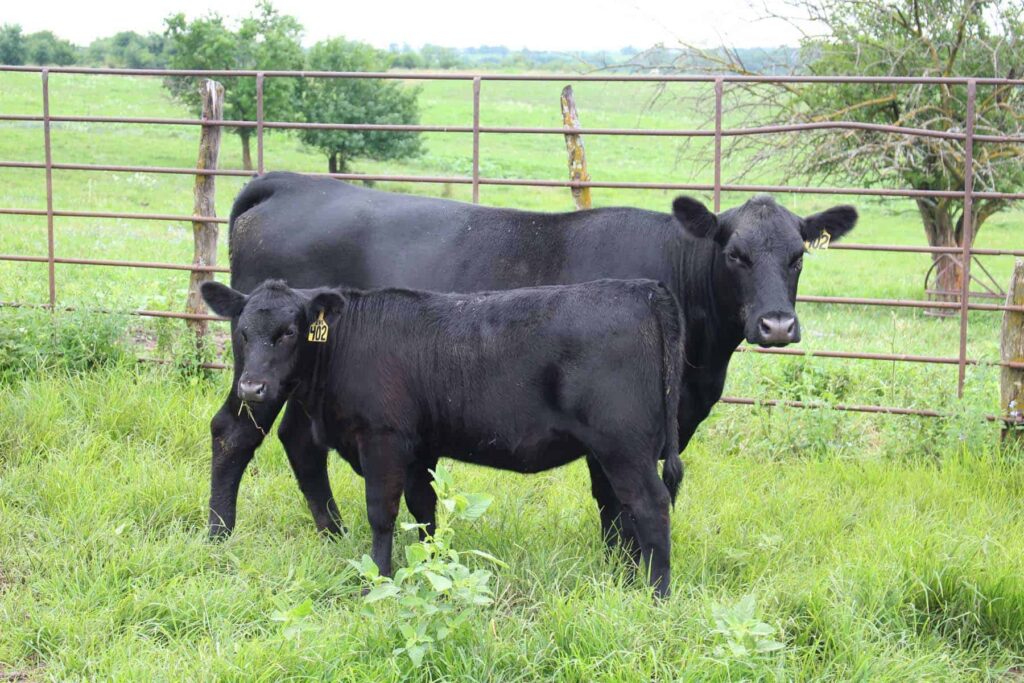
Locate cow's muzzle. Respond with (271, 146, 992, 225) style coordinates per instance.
(753, 313, 800, 347)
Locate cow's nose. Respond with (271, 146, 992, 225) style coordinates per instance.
(757, 315, 798, 345)
(237, 380, 267, 402)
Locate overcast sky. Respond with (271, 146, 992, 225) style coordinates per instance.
(8, 0, 809, 51)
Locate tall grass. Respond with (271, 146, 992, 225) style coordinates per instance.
(1, 368, 1022, 679)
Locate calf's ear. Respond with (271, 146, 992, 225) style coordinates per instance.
(305, 289, 346, 321)
(201, 281, 247, 318)
(802, 205, 857, 244)
(672, 196, 718, 239)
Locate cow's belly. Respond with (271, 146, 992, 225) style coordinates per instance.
(444, 431, 586, 474)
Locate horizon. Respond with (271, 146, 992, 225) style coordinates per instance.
(5, 0, 812, 53)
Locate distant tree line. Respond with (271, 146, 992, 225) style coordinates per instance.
(0, 16, 799, 73)
(0, 2, 804, 178)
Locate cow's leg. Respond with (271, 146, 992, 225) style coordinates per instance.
(595, 453, 672, 598)
(208, 390, 284, 539)
(278, 402, 345, 535)
(359, 433, 413, 576)
(403, 454, 439, 540)
(585, 456, 640, 561)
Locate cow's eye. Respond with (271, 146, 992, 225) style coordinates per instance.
(727, 251, 750, 267)
(240, 330, 248, 344)
(276, 328, 296, 344)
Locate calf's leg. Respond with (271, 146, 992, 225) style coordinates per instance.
(358, 434, 414, 576)
(403, 455, 439, 540)
(595, 454, 672, 598)
(586, 456, 640, 562)
(208, 389, 284, 538)
(278, 402, 345, 535)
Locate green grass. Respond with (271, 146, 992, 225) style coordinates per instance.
(1, 368, 1022, 680)
(1, 70, 1023, 680)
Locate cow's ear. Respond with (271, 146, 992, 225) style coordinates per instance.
(305, 289, 346, 321)
(802, 205, 858, 244)
(672, 196, 718, 239)
(201, 281, 247, 318)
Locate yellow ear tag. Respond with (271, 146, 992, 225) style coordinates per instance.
(307, 310, 329, 343)
(803, 229, 831, 252)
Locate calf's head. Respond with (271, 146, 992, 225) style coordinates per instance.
(201, 280, 343, 404)
(672, 194, 857, 347)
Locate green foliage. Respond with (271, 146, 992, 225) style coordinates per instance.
(85, 31, 166, 69)
(788, 0, 1024, 244)
(0, 24, 25, 65)
(351, 464, 502, 668)
(23, 31, 77, 66)
(270, 597, 317, 641)
(418, 44, 463, 70)
(298, 38, 422, 173)
(0, 309, 130, 384)
(709, 594, 785, 664)
(163, 1, 304, 168)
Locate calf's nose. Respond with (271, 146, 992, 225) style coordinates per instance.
(757, 314, 798, 345)
(237, 379, 267, 402)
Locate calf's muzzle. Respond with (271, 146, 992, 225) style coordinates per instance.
(237, 379, 267, 402)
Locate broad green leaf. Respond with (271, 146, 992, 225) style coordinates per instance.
(424, 571, 453, 592)
(737, 594, 757, 620)
(462, 493, 493, 520)
(364, 583, 401, 603)
(357, 554, 379, 579)
(405, 543, 430, 565)
(407, 644, 426, 667)
(756, 639, 785, 653)
(430, 465, 454, 489)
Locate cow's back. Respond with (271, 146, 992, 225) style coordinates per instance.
(228, 172, 687, 295)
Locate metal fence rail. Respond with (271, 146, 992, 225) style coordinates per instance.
(1, 65, 1022, 420)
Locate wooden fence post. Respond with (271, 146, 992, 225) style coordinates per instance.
(185, 79, 225, 349)
(1001, 259, 1024, 443)
(560, 85, 591, 210)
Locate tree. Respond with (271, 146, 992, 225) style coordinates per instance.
(0, 24, 25, 65)
(86, 31, 167, 68)
(23, 31, 77, 66)
(670, 0, 1024, 303)
(298, 38, 422, 174)
(164, 1, 304, 170)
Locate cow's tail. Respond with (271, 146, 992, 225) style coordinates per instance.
(649, 282, 684, 506)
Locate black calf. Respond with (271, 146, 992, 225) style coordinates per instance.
(202, 278, 684, 596)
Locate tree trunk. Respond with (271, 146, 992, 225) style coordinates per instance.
(241, 133, 253, 171)
(328, 152, 337, 175)
(918, 199, 965, 315)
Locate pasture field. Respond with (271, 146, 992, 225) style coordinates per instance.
(0, 71, 1023, 680)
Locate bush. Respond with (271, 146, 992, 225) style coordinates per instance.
(0, 308, 130, 383)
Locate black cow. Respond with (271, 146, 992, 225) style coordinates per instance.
(202, 278, 684, 597)
(208, 172, 857, 542)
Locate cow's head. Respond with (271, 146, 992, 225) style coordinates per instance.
(201, 279, 343, 404)
(672, 194, 857, 347)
